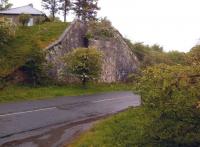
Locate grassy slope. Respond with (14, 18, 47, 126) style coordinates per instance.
(0, 83, 134, 103)
(0, 22, 69, 77)
(70, 107, 154, 147)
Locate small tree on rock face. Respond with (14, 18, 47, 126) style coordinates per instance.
(73, 0, 100, 21)
(64, 47, 103, 86)
(19, 13, 31, 26)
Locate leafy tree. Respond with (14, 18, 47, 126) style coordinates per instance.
(73, 0, 100, 21)
(19, 13, 31, 26)
(64, 48, 103, 86)
(42, 0, 59, 21)
(21, 46, 47, 87)
(0, 0, 12, 10)
(59, 0, 71, 22)
(137, 64, 200, 146)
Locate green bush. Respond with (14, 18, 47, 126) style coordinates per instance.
(167, 51, 188, 65)
(0, 26, 10, 47)
(137, 64, 200, 146)
(63, 48, 103, 86)
(87, 18, 114, 40)
(21, 46, 48, 87)
(125, 41, 172, 67)
(19, 13, 31, 26)
(125, 40, 188, 67)
(0, 23, 15, 47)
(187, 45, 200, 65)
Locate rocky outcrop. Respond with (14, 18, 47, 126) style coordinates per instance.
(45, 19, 139, 83)
(45, 20, 87, 80)
(89, 28, 138, 82)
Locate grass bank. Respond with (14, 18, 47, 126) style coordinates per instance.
(0, 83, 134, 103)
(70, 107, 154, 147)
(0, 22, 69, 77)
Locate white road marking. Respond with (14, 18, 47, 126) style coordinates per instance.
(0, 107, 56, 117)
(92, 97, 131, 103)
(0, 96, 135, 117)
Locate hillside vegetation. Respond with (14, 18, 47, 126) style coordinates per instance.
(0, 22, 69, 78)
(125, 39, 188, 67)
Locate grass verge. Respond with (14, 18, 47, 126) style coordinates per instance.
(69, 107, 154, 147)
(0, 83, 134, 103)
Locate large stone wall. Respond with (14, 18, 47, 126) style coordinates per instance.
(45, 19, 139, 83)
(45, 20, 87, 80)
(89, 29, 139, 83)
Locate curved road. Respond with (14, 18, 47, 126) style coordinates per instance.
(0, 91, 141, 147)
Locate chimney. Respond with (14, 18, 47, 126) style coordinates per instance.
(28, 4, 33, 8)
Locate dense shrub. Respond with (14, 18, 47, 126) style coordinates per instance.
(137, 64, 200, 146)
(86, 18, 114, 40)
(63, 48, 103, 86)
(167, 51, 188, 65)
(19, 13, 31, 26)
(21, 47, 48, 86)
(187, 45, 200, 65)
(125, 41, 172, 67)
(0, 22, 16, 88)
(0, 23, 15, 47)
(125, 40, 188, 67)
(0, 26, 11, 47)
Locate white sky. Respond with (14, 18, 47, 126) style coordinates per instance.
(9, 0, 200, 52)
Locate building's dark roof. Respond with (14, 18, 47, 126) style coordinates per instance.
(0, 4, 44, 15)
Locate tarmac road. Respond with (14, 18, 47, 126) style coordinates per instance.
(0, 91, 141, 147)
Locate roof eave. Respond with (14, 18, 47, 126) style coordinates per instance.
(0, 13, 44, 16)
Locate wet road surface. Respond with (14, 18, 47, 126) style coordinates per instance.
(0, 91, 141, 147)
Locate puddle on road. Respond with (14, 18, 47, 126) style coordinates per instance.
(0, 109, 128, 147)
(0, 116, 102, 147)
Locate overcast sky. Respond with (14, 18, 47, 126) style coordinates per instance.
(9, 0, 200, 52)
